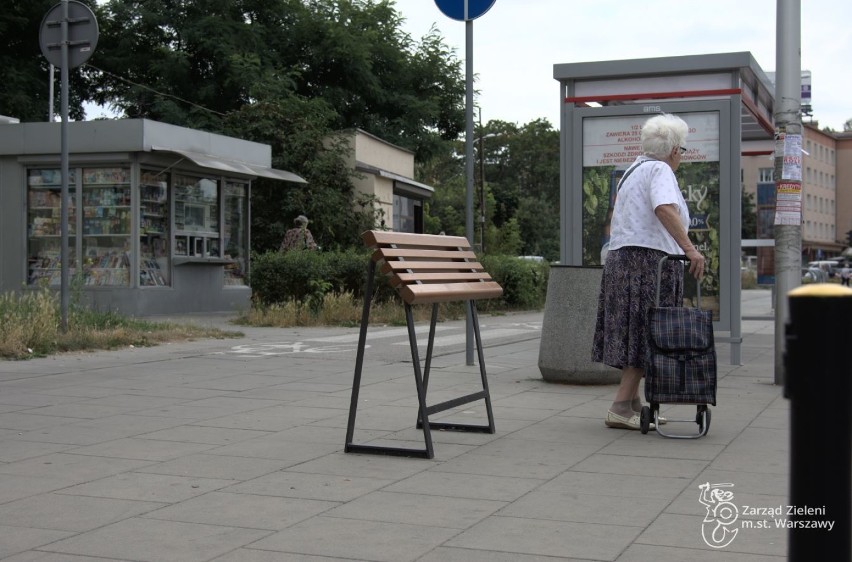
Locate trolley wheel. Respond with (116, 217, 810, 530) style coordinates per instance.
(640, 406, 651, 434)
(697, 408, 711, 434)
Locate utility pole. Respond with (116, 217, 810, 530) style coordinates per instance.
(774, 0, 803, 385)
(478, 129, 486, 254)
(433, 0, 497, 366)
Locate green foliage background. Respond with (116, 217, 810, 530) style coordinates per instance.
(581, 161, 722, 303)
(250, 250, 550, 310)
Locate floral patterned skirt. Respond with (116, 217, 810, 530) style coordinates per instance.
(591, 246, 684, 370)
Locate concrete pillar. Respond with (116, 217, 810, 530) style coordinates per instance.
(538, 265, 621, 384)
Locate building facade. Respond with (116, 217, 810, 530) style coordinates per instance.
(333, 129, 434, 233)
(742, 122, 852, 262)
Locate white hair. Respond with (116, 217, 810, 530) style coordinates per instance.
(641, 113, 688, 158)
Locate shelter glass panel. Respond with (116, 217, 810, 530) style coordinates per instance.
(581, 112, 721, 317)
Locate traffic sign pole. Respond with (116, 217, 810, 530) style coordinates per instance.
(434, 0, 496, 365)
(60, 0, 70, 332)
(39, 0, 99, 331)
(464, 18, 475, 365)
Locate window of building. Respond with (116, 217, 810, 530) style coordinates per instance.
(139, 169, 170, 286)
(27, 168, 78, 286)
(393, 194, 423, 233)
(758, 168, 774, 183)
(174, 174, 219, 259)
(27, 167, 133, 287)
(223, 181, 249, 285)
(81, 168, 131, 286)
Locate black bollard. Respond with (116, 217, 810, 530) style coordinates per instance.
(785, 284, 852, 560)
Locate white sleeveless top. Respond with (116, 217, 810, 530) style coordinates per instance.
(608, 156, 689, 256)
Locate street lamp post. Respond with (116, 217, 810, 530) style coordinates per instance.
(475, 132, 498, 254)
(479, 134, 486, 253)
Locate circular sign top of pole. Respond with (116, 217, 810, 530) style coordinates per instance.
(39, 0, 99, 69)
(434, 0, 497, 21)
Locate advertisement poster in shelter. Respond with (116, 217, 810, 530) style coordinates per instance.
(581, 112, 721, 318)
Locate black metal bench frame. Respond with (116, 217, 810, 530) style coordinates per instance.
(344, 232, 501, 459)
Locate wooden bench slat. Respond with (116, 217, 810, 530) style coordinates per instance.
(376, 248, 477, 260)
(399, 282, 504, 305)
(363, 230, 469, 249)
(381, 261, 485, 273)
(392, 272, 493, 283)
(389, 272, 493, 288)
(361, 230, 503, 305)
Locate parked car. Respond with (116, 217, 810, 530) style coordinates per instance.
(802, 267, 828, 284)
(807, 260, 840, 278)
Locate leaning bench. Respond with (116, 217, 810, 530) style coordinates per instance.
(344, 230, 504, 459)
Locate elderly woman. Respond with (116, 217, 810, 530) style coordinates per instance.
(279, 215, 318, 252)
(592, 113, 705, 430)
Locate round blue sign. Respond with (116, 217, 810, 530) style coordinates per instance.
(434, 0, 497, 21)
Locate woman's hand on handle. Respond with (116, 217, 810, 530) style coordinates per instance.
(654, 204, 704, 280)
(685, 247, 705, 279)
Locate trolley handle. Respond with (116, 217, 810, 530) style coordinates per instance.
(656, 254, 701, 307)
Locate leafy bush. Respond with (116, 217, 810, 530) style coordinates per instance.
(250, 249, 396, 306)
(479, 255, 550, 309)
(250, 250, 550, 311)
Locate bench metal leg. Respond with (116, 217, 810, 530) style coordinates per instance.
(420, 301, 495, 433)
(469, 301, 496, 432)
(345, 276, 495, 459)
(416, 300, 495, 434)
(344, 260, 375, 453)
(345, 262, 433, 458)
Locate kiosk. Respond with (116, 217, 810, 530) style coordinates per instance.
(0, 119, 305, 316)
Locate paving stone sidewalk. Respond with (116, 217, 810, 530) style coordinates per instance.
(0, 290, 788, 561)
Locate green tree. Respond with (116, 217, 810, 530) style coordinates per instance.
(422, 118, 560, 259)
(83, 0, 466, 249)
(89, 0, 464, 161)
(0, 0, 96, 122)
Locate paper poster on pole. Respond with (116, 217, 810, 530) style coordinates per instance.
(774, 181, 803, 225)
(782, 133, 802, 181)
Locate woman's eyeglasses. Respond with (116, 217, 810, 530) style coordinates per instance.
(678, 146, 688, 155)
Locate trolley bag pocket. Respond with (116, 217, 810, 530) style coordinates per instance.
(646, 306, 717, 406)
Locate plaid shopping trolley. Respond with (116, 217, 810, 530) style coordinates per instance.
(640, 254, 716, 438)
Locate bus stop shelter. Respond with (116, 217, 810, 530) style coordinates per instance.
(542, 52, 775, 375)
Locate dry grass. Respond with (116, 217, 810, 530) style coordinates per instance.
(0, 288, 242, 360)
(0, 289, 58, 358)
(236, 292, 468, 328)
